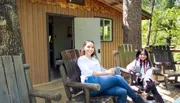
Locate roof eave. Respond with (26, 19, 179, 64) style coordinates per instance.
(98, 0, 151, 19)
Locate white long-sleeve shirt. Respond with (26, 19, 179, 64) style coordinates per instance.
(126, 60, 154, 81)
(77, 55, 105, 83)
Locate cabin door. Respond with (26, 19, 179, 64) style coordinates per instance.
(74, 18, 101, 61)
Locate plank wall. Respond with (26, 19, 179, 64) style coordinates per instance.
(16, 0, 123, 84)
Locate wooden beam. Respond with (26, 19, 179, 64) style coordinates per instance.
(113, 0, 123, 4)
(98, 0, 122, 13)
(110, 2, 119, 6)
(98, 0, 151, 19)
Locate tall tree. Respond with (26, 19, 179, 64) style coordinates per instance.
(146, 0, 155, 46)
(142, 0, 180, 46)
(123, 0, 142, 48)
(0, 0, 24, 55)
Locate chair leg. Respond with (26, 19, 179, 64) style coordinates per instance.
(164, 77, 168, 89)
(175, 76, 178, 83)
(155, 75, 158, 81)
(113, 97, 117, 103)
(45, 99, 51, 103)
(84, 89, 90, 103)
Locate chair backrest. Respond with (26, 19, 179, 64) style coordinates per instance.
(113, 44, 137, 84)
(61, 49, 82, 97)
(118, 44, 136, 68)
(150, 45, 176, 71)
(0, 55, 32, 103)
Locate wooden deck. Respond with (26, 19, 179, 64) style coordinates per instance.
(34, 78, 180, 103)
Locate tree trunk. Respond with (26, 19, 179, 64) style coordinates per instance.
(146, 0, 155, 46)
(166, 37, 171, 46)
(152, 30, 157, 45)
(123, 0, 142, 49)
(0, 0, 24, 55)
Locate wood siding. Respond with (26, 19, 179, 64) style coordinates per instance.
(17, 0, 123, 84)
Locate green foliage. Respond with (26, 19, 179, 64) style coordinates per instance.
(142, 0, 180, 46)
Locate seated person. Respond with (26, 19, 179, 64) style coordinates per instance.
(77, 40, 147, 103)
(127, 48, 164, 103)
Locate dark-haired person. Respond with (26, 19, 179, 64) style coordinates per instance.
(127, 48, 164, 103)
(77, 40, 147, 103)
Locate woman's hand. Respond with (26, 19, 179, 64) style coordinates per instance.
(143, 80, 147, 90)
(106, 68, 115, 75)
(93, 68, 115, 76)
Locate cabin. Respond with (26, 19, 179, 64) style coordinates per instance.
(17, 0, 151, 84)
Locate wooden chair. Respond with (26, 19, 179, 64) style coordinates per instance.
(114, 44, 161, 102)
(60, 49, 116, 103)
(0, 52, 62, 103)
(114, 44, 137, 85)
(148, 45, 180, 89)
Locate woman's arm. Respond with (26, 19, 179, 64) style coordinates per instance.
(100, 66, 106, 71)
(93, 68, 114, 76)
(77, 57, 114, 76)
(78, 61, 94, 76)
(144, 68, 153, 81)
(126, 60, 136, 72)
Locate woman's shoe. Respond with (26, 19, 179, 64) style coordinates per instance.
(146, 95, 154, 100)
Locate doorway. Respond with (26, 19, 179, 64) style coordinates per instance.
(47, 14, 74, 81)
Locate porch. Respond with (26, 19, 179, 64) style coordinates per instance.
(34, 78, 180, 103)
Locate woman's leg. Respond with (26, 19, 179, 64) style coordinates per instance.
(101, 86, 127, 103)
(85, 75, 119, 96)
(151, 86, 164, 103)
(85, 75, 146, 103)
(115, 75, 147, 103)
(114, 75, 138, 100)
(145, 81, 164, 103)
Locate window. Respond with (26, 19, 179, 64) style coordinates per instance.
(100, 18, 112, 41)
(67, 0, 85, 5)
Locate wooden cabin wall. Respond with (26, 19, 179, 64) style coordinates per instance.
(16, 0, 123, 84)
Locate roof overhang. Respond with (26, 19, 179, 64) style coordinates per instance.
(98, 0, 151, 19)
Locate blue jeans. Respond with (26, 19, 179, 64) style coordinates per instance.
(85, 75, 138, 103)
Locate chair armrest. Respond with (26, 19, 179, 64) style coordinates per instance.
(176, 61, 180, 64)
(66, 81, 100, 103)
(153, 61, 175, 66)
(66, 82, 100, 91)
(29, 89, 61, 101)
(120, 68, 132, 75)
(153, 61, 180, 65)
(113, 50, 119, 55)
(120, 68, 134, 85)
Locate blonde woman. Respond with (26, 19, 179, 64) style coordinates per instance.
(77, 40, 147, 103)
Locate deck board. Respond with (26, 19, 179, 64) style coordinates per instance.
(34, 78, 180, 103)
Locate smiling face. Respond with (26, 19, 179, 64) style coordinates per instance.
(136, 48, 149, 62)
(138, 50, 147, 61)
(83, 42, 95, 57)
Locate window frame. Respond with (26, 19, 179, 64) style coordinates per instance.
(100, 18, 113, 42)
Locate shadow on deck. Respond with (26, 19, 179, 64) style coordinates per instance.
(33, 78, 180, 103)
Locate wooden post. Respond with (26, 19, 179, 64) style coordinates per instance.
(0, 45, 4, 55)
(45, 99, 51, 103)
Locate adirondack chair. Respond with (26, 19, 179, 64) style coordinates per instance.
(114, 44, 161, 102)
(149, 45, 180, 89)
(60, 49, 116, 103)
(114, 44, 137, 85)
(0, 46, 61, 103)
